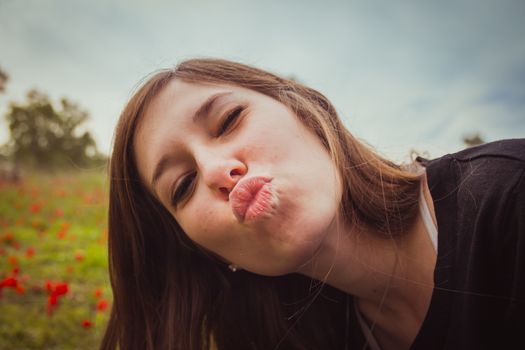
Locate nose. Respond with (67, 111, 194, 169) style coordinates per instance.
(197, 152, 246, 197)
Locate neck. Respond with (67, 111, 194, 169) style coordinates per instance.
(296, 178, 437, 348)
(297, 217, 434, 303)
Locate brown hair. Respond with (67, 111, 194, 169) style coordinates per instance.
(101, 58, 421, 349)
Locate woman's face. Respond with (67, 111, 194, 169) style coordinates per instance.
(134, 79, 342, 276)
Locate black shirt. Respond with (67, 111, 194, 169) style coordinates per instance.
(411, 139, 525, 349)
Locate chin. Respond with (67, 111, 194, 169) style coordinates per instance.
(245, 205, 338, 276)
(266, 236, 329, 277)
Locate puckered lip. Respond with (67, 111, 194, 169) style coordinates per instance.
(229, 176, 273, 222)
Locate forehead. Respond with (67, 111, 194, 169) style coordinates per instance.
(132, 79, 248, 185)
(144, 79, 228, 124)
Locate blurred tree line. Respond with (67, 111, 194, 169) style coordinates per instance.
(0, 66, 106, 170)
(463, 133, 485, 147)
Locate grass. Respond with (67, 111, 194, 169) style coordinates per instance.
(0, 171, 110, 349)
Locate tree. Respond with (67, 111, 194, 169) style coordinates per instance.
(2, 89, 106, 169)
(0, 66, 8, 93)
(463, 133, 486, 147)
(0, 66, 11, 164)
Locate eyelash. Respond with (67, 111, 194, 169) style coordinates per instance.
(218, 105, 244, 136)
(171, 171, 196, 206)
(170, 105, 245, 207)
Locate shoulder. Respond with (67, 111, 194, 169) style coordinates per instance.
(447, 138, 525, 163)
(413, 140, 525, 349)
(420, 138, 525, 173)
(420, 139, 525, 201)
(421, 138, 524, 251)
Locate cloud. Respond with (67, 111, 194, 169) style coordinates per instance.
(0, 0, 523, 159)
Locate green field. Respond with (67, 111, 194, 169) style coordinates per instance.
(0, 172, 110, 349)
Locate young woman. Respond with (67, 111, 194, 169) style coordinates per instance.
(101, 58, 524, 350)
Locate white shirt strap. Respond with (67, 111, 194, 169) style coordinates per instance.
(419, 187, 438, 252)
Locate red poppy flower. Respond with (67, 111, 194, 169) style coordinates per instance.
(46, 282, 69, 315)
(45, 280, 54, 292)
(74, 250, 85, 262)
(26, 247, 35, 258)
(8, 256, 18, 266)
(57, 229, 67, 239)
(30, 203, 42, 213)
(96, 299, 109, 312)
(31, 219, 42, 229)
(3, 232, 14, 242)
(0, 277, 17, 288)
(81, 320, 93, 328)
(94, 288, 103, 299)
(53, 283, 69, 296)
(48, 294, 58, 306)
(47, 296, 58, 315)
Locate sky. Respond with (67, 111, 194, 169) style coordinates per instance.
(0, 0, 524, 162)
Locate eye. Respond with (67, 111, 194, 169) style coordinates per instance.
(171, 172, 197, 207)
(218, 106, 244, 136)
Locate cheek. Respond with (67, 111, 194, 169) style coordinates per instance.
(176, 196, 232, 250)
(240, 119, 300, 163)
(177, 204, 212, 244)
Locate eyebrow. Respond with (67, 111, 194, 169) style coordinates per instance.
(150, 91, 233, 192)
(192, 91, 233, 123)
